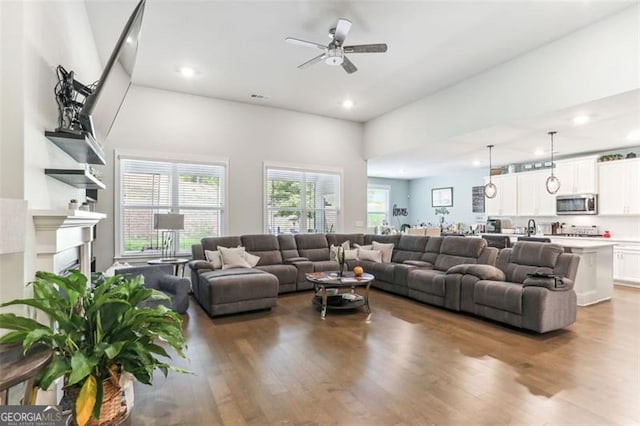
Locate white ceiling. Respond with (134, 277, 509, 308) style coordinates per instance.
(85, 0, 639, 178)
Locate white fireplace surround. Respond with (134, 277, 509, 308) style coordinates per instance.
(32, 210, 106, 276)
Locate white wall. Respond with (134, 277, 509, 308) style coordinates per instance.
(0, 1, 101, 307)
(94, 85, 366, 271)
(364, 5, 640, 160)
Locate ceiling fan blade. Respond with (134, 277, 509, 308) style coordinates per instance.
(341, 56, 357, 74)
(298, 53, 327, 69)
(344, 43, 388, 54)
(285, 37, 326, 50)
(334, 18, 352, 45)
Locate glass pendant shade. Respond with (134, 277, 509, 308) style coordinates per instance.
(546, 175, 560, 194)
(484, 182, 497, 198)
(545, 131, 561, 194)
(484, 144, 497, 199)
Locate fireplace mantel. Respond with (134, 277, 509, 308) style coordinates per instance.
(32, 210, 106, 276)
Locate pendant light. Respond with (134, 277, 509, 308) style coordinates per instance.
(545, 131, 561, 194)
(484, 144, 497, 199)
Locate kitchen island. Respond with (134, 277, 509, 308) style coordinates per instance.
(548, 239, 615, 306)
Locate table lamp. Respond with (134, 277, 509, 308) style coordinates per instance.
(153, 213, 184, 259)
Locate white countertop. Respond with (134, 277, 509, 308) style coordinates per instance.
(548, 239, 616, 249)
(478, 233, 640, 244)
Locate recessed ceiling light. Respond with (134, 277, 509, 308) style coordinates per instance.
(472, 160, 480, 167)
(342, 99, 354, 109)
(126, 37, 133, 44)
(534, 148, 545, 156)
(179, 66, 195, 78)
(627, 129, 640, 141)
(572, 115, 590, 126)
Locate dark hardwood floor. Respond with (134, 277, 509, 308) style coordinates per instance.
(127, 286, 640, 425)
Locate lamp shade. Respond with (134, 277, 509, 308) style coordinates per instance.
(153, 213, 184, 230)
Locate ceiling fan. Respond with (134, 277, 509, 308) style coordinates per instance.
(285, 18, 388, 74)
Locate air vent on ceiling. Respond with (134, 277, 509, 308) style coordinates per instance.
(249, 93, 270, 101)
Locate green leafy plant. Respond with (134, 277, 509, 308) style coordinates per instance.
(0, 271, 188, 426)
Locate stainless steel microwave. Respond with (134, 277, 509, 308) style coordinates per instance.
(556, 194, 598, 215)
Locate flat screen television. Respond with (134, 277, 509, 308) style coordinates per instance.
(79, 0, 145, 145)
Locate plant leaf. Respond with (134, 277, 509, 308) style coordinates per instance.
(0, 330, 28, 344)
(23, 328, 54, 351)
(76, 375, 97, 426)
(104, 342, 126, 359)
(36, 355, 70, 390)
(92, 378, 104, 420)
(68, 352, 96, 386)
(0, 313, 48, 332)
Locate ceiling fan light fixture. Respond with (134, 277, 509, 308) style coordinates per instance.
(545, 131, 561, 194)
(342, 99, 354, 109)
(325, 47, 344, 65)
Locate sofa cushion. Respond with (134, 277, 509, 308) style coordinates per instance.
(474, 280, 523, 315)
(358, 249, 382, 263)
(510, 242, 564, 268)
(219, 246, 251, 269)
(440, 236, 486, 258)
(326, 233, 364, 248)
(434, 254, 477, 272)
(421, 237, 443, 264)
(241, 234, 283, 266)
(294, 234, 330, 261)
(202, 236, 242, 252)
(256, 264, 297, 285)
(312, 260, 340, 272)
(391, 236, 427, 264)
(365, 261, 395, 284)
(407, 269, 447, 297)
(372, 241, 394, 263)
(364, 234, 401, 246)
(277, 234, 299, 260)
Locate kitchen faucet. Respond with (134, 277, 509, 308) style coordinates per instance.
(527, 219, 537, 237)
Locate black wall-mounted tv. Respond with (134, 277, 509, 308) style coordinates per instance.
(79, 0, 145, 145)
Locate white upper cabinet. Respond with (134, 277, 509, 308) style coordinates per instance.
(485, 174, 518, 216)
(598, 158, 640, 215)
(555, 157, 598, 195)
(516, 170, 556, 216)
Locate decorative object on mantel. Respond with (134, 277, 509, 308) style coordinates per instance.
(435, 207, 450, 231)
(484, 145, 497, 199)
(545, 131, 561, 194)
(0, 270, 188, 426)
(153, 213, 184, 259)
(598, 153, 624, 162)
(68, 199, 78, 210)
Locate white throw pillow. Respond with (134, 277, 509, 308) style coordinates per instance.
(204, 249, 223, 269)
(344, 249, 358, 260)
(218, 246, 251, 269)
(354, 244, 373, 251)
(329, 241, 351, 260)
(358, 248, 382, 263)
(244, 252, 261, 267)
(372, 241, 394, 263)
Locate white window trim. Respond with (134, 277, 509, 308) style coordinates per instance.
(263, 160, 344, 234)
(114, 149, 229, 258)
(367, 184, 391, 227)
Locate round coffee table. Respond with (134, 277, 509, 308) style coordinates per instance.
(305, 271, 374, 321)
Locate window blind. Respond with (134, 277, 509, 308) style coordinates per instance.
(119, 158, 225, 255)
(265, 168, 340, 234)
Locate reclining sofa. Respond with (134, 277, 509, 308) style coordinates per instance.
(188, 234, 580, 333)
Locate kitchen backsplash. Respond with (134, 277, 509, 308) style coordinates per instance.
(508, 216, 640, 240)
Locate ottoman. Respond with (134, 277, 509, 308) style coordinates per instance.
(197, 269, 279, 317)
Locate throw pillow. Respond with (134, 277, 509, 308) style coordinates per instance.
(244, 251, 261, 267)
(354, 243, 372, 250)
(218, 246, 251, 269)
(204, 249, 223, 269)
(358, 248, 382, 263)
(329, 241, 351, 260)
(344, 248, 358, 260)
(372, 241, 394, 263)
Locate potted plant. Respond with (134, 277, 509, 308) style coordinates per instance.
(0, 270, 188, 426)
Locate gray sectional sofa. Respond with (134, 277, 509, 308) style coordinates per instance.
(188, 233, 580, 333)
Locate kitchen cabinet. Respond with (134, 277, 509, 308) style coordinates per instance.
(485, 174, 517, 216)
(614, 244, 640, 285)
(516, 170, 556, 216)
(555, 157, 597, 195)
(598, 158, 640, 215)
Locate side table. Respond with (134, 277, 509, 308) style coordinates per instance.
(147, 258, 189, 277)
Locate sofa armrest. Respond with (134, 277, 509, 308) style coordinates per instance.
(189, 259, 212, 272)
(158, 275, 191, 295)
(446, 264, 506, 281)
(403, 260, 433, 268)
(284, 257, 309, 264)
(523, 276, 572, 291)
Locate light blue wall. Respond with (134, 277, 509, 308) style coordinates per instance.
(408, 169, 486, 229)
(367, 177, 411, 227)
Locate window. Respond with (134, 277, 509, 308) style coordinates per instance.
(367, 185, 390, 227)
(265, 167, 340, 234)
(117, 157, 225, 256)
